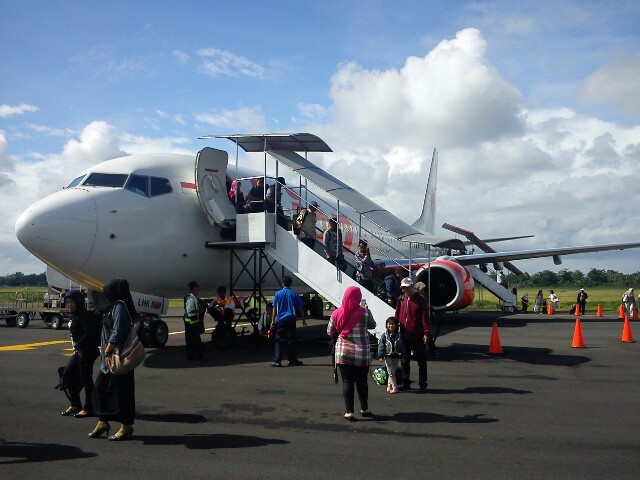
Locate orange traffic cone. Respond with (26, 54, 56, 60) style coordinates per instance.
(547, 304, 553, 315)
(618, 304, 625, 320)
(621, 316, 635, 343)
(488, 321, 503, 354)
(571, 319, 585, 348)
(575, 303, 581, 316)
(596, 304, 603, 317)
(633, 307, 638, 321)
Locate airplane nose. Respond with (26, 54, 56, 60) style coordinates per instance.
(15, 189, 98, 271)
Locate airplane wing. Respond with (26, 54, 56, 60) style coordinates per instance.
(453, 241, 640, 266)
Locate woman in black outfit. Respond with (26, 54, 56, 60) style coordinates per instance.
(89, 278, 137, 441)
(60, 290, 100, 417)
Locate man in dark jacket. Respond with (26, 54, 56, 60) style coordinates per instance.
(384, 266, 404, 308)
(395, 277, 430, 392)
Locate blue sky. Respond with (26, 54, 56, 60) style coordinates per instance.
(1, 0, 640, 276)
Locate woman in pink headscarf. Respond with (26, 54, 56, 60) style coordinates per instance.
(228, 180, 245, 213)
(327, 286, 376, 421)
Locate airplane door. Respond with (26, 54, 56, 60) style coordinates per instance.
(195, 147, 236, 227)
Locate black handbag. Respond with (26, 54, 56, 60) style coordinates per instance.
(55, 354, 83, 401)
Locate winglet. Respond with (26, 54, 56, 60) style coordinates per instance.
(411, 148, 437, 234)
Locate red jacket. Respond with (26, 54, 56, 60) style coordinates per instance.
(395, 292, 429, 340)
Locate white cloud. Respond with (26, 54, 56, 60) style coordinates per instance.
(173, 49, 191, 65)
(580, 55, 640, 115)
(194, 106, 266, 132)
(0, 103, 39, 118)
(197, 48, 264, 78)
(303, 28, 640, 274)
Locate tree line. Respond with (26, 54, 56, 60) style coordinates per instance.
(505, 268, 640, 288)
(1, 267, 639, 289)
(0, 272, 47, 287)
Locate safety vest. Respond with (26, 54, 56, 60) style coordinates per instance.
(183, 293, 200, 324)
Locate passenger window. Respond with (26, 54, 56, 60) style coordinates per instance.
(125, 174, 149, 197)
(150, 177, 172, 197)
(83, 173, 128, 187)
(67, 175, 85, 188)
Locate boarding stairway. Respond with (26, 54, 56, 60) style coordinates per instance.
(199, 134, 467, 336)
(465, 265, 517, 312)
(264, 222, 395, 337)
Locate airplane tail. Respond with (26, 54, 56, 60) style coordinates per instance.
(411, 148, 437, 235)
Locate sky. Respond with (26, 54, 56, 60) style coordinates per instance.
(1, 0, 640, 276)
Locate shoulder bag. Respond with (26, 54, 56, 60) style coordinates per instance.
(110, 301, 145, 375)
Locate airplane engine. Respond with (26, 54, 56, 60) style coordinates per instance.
(415, 259, 474, 311)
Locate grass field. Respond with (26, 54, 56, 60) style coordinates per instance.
(471, 285, 632, 313)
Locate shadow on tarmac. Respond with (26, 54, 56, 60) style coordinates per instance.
(132, 433, 289, 450)
(434, 343, 591, 366)
(136, 413, 209, 424)
(374, 411, 499, 424)
(0, 440, 96, 465)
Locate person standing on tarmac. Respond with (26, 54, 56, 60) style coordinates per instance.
(395, 278, 430, 392)
(270, 276, 307, 367)
(183, 281, 204, 361)
(576, 288, 588, 314)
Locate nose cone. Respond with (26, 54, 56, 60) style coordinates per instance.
(15, 189, 98, 272)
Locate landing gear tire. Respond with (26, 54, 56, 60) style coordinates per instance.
(211, 324, 237, 350)
(50, 314, 63, 330)
(149, 320, 169, 348)
(17, 313, 30, 328)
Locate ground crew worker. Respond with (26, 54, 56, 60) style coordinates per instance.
(183, 281, 204, 361)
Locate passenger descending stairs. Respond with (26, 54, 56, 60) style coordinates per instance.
(264, 224, 395, 338)
(465, 265, 517, 312)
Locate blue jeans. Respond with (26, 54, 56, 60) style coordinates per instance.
(273, 320, 298, 364)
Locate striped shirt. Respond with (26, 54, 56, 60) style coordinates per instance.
(327, 309, 376, 367)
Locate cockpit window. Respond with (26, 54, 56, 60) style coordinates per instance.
(125, 174, 149, 197)
(67, 175, 85, 188)
(150, 177, 172, 196)
(83, 173, 128, 188)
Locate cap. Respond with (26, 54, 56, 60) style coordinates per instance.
(309, 201, 318, 207)
(400, 277, 413, 288)
(580, 288, 584, 291)
(413, 281, 426, 291)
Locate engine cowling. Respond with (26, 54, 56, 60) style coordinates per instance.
(414, 258, 474, 311)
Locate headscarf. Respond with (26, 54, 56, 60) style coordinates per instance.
(64, 290, 86, 318)
(103, 278, 137, 316)
(332, 286, 365, 337)
(228, 180, 244, 203)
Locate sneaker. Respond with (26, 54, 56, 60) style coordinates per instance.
(419, 385, 428, 393)
(386, 386, 392, 393)
(360, 410, 374, 418)
(344, 412, 355, 421)
(288, 360, 304, 366)
(271, 362, 281, 367)
(390, 388, 399, 394)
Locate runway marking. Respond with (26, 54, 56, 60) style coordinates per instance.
(0, 340, 69, 351)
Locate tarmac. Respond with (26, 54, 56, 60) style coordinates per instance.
(1, 309, 639, 479)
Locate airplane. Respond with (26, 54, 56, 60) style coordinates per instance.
(14, 133, 640, 345)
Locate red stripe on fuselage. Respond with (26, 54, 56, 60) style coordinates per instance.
(180, 182, 196, 189)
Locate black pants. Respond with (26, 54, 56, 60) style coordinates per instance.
(402, 338, 428, 389)
(184, 321, 203, 359)
(273, 320, 298, 364)
(94, 370, 135, 425)
(65, 350, 98, 410)
(338, 364, 369, 414)
(300, 236, 315, 250)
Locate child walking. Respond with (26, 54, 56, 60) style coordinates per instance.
(377, 317, 406, 394)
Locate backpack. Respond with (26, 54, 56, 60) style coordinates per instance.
(293, 209, 308, 235)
